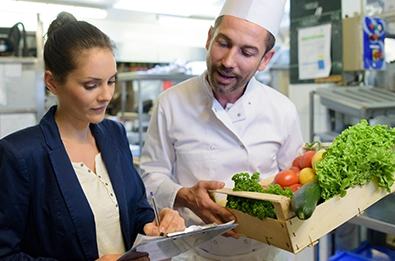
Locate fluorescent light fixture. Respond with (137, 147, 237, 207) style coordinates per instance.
(1, 0, 107, 19)
(158, 15, 214, 29)
(114, 0, 218, 17)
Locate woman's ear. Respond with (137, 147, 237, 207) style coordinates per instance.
(44, 70, 58, 94)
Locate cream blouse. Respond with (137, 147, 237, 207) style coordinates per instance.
(72, 153, 125, 257)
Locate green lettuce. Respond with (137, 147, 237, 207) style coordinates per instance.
(315, 119, 395, 200)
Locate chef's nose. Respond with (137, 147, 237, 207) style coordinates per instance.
(221, 48, 238, 68)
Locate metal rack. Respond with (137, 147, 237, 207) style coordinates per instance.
(309, 86, 395, 142)
(116, 72, 196, 157)
(0, 57, 45, 138)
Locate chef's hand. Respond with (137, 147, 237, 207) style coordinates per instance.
(175, 180, 239, 239)
(144, 207, 185, 236)
(96, 252, 149, 261)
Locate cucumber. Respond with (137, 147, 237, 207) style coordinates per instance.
(291, 181, 322, 220)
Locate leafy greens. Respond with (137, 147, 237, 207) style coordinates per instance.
(315, 119, 395, 200)
(226, 172, 293, 219)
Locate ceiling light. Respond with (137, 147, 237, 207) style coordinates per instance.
(1, 0, 107, 19)
(157, 15, 214, 29)
(113, 0, 218, 17)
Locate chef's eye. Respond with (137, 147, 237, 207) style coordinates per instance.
(241, 50, 254, 57)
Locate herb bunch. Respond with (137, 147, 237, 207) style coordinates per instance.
(226, 172, 293, 219)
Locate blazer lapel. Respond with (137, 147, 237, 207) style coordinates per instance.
(41, 107, 98, 260)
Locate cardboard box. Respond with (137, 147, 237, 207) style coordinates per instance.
(214, 178, 395, 254)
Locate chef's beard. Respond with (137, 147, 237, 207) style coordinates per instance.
(207, 64, 243, 95)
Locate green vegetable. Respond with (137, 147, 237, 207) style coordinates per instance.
(226, 172, 293, 219)
(315, 119, 395, 200)
(291, 181, 321, 220)
(304, 141, 323, 151)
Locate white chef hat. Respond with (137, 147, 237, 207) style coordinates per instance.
(218, 0, 287, 39)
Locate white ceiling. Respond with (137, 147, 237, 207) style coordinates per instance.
(22, 0, 122, 9)
(23, 0, 226, 20)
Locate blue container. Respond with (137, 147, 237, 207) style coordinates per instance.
(328, 250, 371, 261)
(353, 241, 395, 261)
(328, 242, 395, 261)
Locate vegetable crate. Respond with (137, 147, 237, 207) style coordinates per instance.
(214, 177, 395, 254)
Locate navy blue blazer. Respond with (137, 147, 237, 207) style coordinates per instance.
(0, 106, 155, 261)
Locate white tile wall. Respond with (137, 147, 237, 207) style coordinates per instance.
(0, 113, 36, 138)
(288, 83, 337, 143)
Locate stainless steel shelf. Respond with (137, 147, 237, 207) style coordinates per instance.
(116, 71, 197, 157)
(309, 86, 395, 142)
(349, 214, 395, 236)
(0, 57, 38, 64)
(315, 86, 395, 119)
(348, 193, 395, 236)
(117, 72, 196, 82)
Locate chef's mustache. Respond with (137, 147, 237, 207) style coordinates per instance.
(217, 65, 236, 77)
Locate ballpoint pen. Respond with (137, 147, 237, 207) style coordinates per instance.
(150, 191, 163, 236)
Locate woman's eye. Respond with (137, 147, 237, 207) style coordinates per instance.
(84, 84, 97, 90)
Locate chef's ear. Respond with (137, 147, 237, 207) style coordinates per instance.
(257, 49, 275, 72)
(205, 26, 214, 50)
(44, 70, 59, 95)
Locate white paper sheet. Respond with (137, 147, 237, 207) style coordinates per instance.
(298, 23, 332, 80)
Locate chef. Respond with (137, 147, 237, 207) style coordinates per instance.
(140, 0, 304, 260)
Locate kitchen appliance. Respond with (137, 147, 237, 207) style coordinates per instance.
(343, 15, 386, 71)
(0, 22, 28, 57)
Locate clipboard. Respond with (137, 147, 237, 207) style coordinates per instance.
(118, 221, 238, 261)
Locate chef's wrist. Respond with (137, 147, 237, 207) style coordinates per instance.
(174, 187, 189, 208)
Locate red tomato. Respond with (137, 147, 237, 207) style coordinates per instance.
(289, 166, 301, 176)
(292, 155, 303, 168)
(289, 183, 302, 192)
(273, 170, 299, 188)
(300, 150, 316, 169)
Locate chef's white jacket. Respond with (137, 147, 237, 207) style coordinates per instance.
(140, 71, 304, 260)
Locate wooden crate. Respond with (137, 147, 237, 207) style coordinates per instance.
(214, 179, 395, 254)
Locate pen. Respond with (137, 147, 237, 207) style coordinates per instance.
(150, 191, 163, 236)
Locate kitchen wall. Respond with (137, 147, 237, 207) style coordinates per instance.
(0, 9, 210, 63)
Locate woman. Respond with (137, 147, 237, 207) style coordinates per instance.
(0, 12, 185, 261)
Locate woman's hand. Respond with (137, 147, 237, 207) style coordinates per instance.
(143, 208, 185, 236)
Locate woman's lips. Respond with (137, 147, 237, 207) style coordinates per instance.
(92, 106, 106, 113)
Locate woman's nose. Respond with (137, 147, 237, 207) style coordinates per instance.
(99, 85, 114, 101)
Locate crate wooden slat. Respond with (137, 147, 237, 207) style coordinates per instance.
(214, 179, 395, 254)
